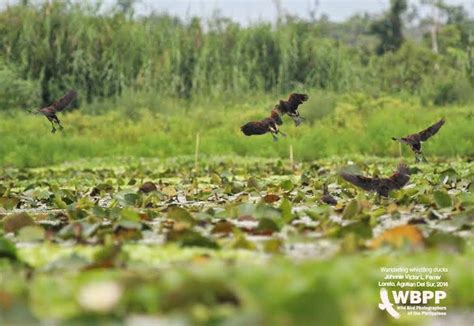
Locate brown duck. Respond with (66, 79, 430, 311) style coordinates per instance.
(274, 93, 309, 126)
(139, 181, 157, 193)
(392, 119, 445, 163)
(34, 90, 77, 133)
(241, 109, 286, 141)
(340, 164, 411, 197)
(321, 183, 337, 205)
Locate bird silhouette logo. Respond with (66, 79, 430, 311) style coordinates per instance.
(378, 288, 400, 319)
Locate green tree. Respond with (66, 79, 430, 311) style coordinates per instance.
(370, 0, 408, 55)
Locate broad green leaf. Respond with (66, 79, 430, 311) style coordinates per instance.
(263, 238, 283, 253)
(247, 177, 260, 189)
(230, 233, 256, 250)
(168, 230, 219, 249)
(0, 196, 19, 210)
(342, 199, 361, 219)
(337, 220, 372, 239)
(167, 207, 196, 226)
(426, 233, 465, 253)
(256, 218, 280, 234)
(17, 226, 45, 242)
(279, 179, 294, 192)
(54, 195, 68, 209)
(120, 207, 140, 221)
(210, 173, 221, 185)
(0, 236, 17, 260)
(279, 198, 293, 223)
(433, 190, 452, 208)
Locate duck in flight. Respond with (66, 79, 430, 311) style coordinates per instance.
(274, 93, 309, 126)
(33, 90, 77, 133)
(392, 119, 445, 163)
(240, 109, 286, 141)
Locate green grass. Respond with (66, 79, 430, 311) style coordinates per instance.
(0, 93, 473, 168)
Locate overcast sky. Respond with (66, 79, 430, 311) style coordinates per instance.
(1, 0, 473, 23)
(136, 0, 473, 23)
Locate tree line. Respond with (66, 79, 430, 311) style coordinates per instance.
(0, 0, 472, 110)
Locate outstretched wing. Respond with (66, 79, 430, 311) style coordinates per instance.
(287, 93, 309, 112)
(388, 164, 411, 188)
(395, 163, 410, 176)
(241, 121, 267, 136)
(340, 172, 376, 191)
(416, 118, 445, 141)
(270, 109, 283, 125)
(51, 90, 77, 112)
(288, 93, 309, 103)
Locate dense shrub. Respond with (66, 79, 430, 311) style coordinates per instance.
(432, 78, 473, 105)
(0, 60, 39, 111)
(0, 2, 471, 108)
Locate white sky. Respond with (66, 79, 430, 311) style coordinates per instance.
(1, 0, 473, 23)
(136, 0, 473, 23)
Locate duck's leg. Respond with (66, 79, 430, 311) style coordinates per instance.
(289, 114, 302, 126)
(53, 115, 64, 131)
(49, 120, 56, 133)
(269, 126, 279, 141)
(415, 152, 427, 163)
(375, 193, 381, 205)
(411, 143, 426, 163)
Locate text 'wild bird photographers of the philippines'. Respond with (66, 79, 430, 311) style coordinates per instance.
(378, 266, 449, 319)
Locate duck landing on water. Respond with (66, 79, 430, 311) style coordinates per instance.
(340, 164, 411, 198)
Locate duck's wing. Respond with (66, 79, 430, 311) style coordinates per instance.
(241, 121, 267, 135)
(50, 90, 77, 112)
(417, 118, 445, 141)
(340, 172, 376, 191)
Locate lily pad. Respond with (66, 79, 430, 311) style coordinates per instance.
(3, 212, 35, 233)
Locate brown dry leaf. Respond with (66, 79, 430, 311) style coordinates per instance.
(172, 222, 190, 232)
(386, 203, 398, 214)
(3, 212, 35, 233)
(238, 215, 256, 222)
(263, 194, 280, 203)
(211, 220, 234, 235)
(192, 254, 211, 264)
(359, 199, 372, 210)
(368, 225, 423, 249)
(138, 213, 152, 221)
(333, 202, 345, 212)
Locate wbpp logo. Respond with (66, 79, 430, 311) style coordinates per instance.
(378, 288, 447, 319)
